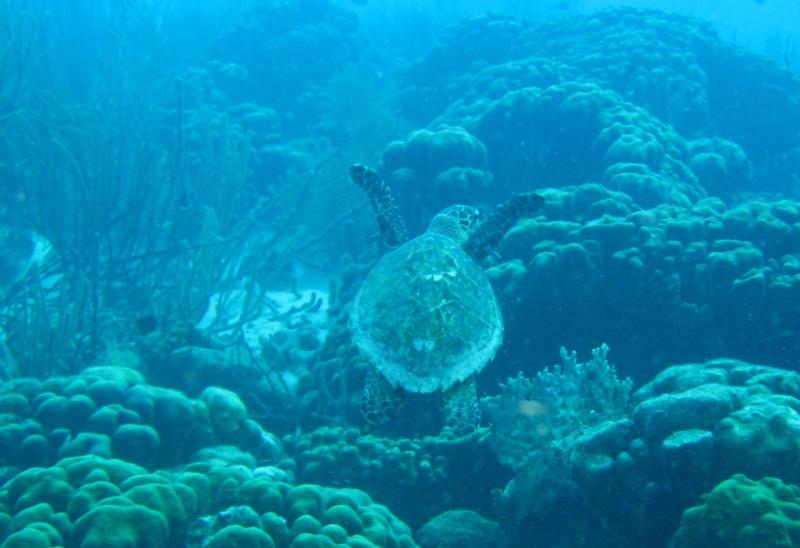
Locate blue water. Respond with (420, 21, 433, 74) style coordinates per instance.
(1, 1, 799, 546)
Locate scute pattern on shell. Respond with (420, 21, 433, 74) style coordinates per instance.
(350, 231, 503, 394)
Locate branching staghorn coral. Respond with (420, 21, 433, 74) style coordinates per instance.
(483, 344, 632, 471)
(482, 345, 633, 535)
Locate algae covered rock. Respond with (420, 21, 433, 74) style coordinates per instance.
(417, 509, 507, 548)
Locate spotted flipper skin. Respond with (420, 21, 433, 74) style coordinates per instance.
(361, 368, 405, 425)
(349, 164, 408, 248)
(442, 378, 481, 436)
(466, 192, 545, 261)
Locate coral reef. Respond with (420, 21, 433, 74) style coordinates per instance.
(0, 367, 283, 473)
(441, 81, 708, 207)
(437, 356, 800, 546)
(0, 454, 416, 547)
(483, 346, 632, 546)
(398, 13, 537, 124)
(401, 7, 800, 193)
(378, 126, 496, 231)
(209, 0, 364, 133)
(2, 3, 800, 547)
(483, 345, 631, 472)
(184, 460, 417, 548)
(487, 186, 800, 382)
(671, 474, 800, 548)
(285, 427, 504, 529)
(568, 358, 800, 544)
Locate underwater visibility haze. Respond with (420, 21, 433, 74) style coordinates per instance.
(2, 0, 800, 546)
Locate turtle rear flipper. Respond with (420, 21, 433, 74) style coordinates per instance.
(362, 368, 406, 425)
(349, 164, 408, 248)
(442, 378, 481, 436)
(466, 192, 545, 261)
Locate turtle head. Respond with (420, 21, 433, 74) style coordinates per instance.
(428, 205, 480, 244)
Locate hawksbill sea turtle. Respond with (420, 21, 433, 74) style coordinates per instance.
(348, 164, 544, 435)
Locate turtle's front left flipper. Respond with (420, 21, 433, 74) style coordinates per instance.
(349, 164, 408, 248)
(466, 192, 545, 261)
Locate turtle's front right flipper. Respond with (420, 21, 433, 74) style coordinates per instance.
(349, 164, 408, 248)
(465, 192, 545, 261)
